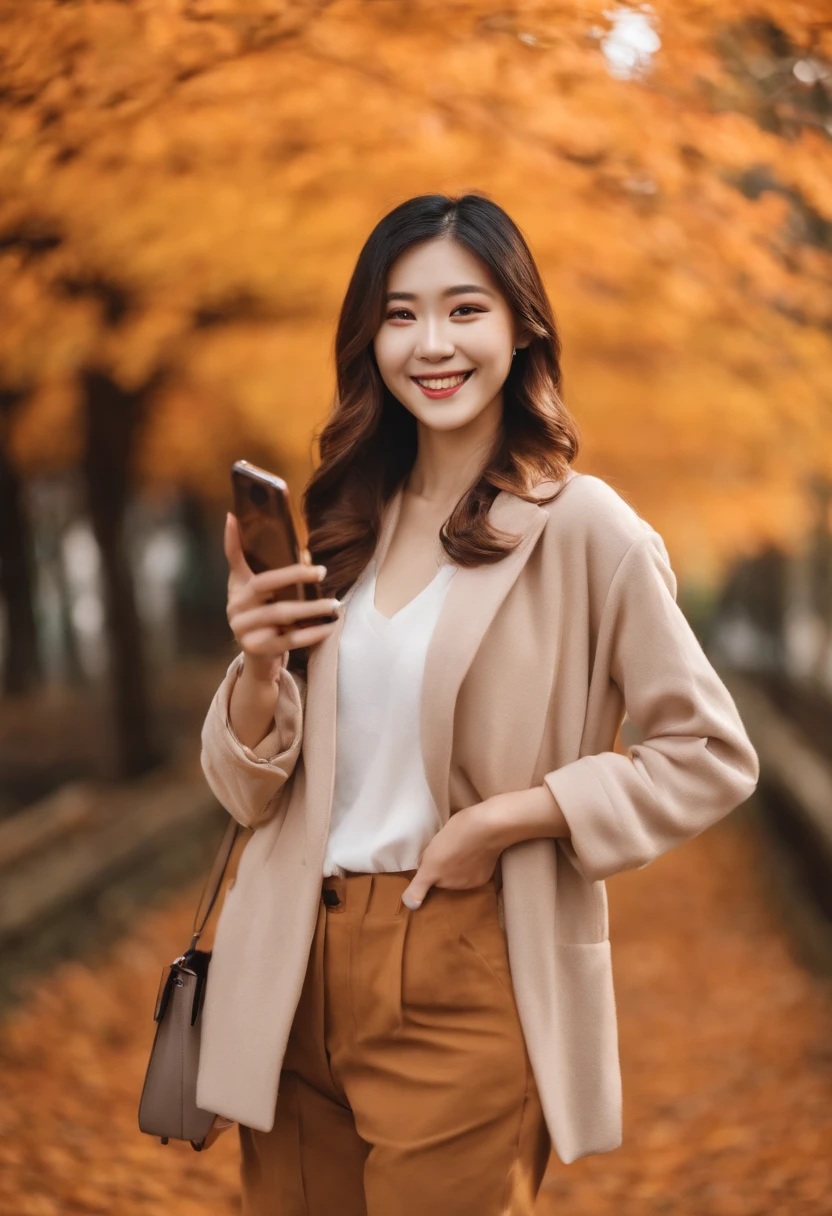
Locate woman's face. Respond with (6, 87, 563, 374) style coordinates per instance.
(373, 236, 527, 435)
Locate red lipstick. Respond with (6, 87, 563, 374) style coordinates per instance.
(411, 370, 474, 400)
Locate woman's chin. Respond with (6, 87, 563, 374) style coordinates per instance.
(407, 397, 493, 431)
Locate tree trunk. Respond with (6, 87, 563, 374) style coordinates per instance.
(0, 396, 42, 696)
(81, 370, 160, 778)
(175, 491, 229, 656)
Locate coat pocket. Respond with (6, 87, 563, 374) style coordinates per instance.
(548, 940, 622, 1161)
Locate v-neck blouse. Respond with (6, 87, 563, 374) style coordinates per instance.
(322, 555, 457, 877)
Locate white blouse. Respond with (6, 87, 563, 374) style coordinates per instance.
(322, 554, 457, 878)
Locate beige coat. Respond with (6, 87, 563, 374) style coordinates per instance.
(196, 469, 759, 1164)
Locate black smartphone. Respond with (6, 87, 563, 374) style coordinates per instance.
(230, 460, 334, 625)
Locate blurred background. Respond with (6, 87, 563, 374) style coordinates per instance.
(1, 0, 831, 1212)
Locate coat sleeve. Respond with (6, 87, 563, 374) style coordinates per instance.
(542, 531, 759, 883)
(200, 651, 306, 830)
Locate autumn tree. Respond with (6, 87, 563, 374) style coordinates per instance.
(1, 0, 831, 767)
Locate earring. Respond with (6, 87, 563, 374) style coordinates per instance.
(512, 347, 518, 357)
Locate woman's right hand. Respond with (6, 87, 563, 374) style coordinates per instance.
(224, 512, 341, 685)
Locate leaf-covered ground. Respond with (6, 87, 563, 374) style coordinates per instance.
(1, 805, 830, 1215)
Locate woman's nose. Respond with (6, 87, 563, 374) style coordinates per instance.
(413, 321, 455, 360)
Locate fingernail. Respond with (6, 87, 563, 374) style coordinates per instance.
(330, 598, 342, 613)
(401, 895, 421, 910)
(316, 565, 327, 580)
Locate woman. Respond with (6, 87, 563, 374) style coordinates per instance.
(196, 193, 759, 1215)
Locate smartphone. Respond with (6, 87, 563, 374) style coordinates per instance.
(230, 460, 334, 626)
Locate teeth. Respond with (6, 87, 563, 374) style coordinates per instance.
(415, 373, 469, 390)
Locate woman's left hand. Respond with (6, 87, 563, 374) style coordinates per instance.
(400, 785, 570, 909)
(401, 800, 502, 909)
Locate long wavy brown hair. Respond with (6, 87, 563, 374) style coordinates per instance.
(294, 192, 579, 667)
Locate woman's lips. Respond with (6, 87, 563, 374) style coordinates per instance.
(411, 370, 474, 399)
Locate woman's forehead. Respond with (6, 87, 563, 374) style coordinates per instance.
(386, 237, 498, 296)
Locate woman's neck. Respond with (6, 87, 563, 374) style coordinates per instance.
(406, 417, 502, 509)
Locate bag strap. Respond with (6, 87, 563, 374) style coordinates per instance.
(186, 817, 242, 953)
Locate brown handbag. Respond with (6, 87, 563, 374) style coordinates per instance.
(138, 816, 241, 1151)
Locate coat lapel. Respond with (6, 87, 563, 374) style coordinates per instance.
(419, 491, 552, 820)
(303, 472, 574, 860)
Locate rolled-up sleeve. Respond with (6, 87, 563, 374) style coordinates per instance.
(543, 531, 759, 883)
(200, 652, 306, 830)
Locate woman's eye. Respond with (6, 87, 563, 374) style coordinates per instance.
(386, 305, 484, 321)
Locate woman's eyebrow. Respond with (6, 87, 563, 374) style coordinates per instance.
(384, 284, 496, 302)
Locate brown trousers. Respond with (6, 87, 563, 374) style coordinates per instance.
(238, 871, 550, 1216)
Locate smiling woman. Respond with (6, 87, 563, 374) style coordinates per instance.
(196, 192, 758, 1216)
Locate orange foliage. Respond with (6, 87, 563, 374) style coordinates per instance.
(1, 0, 831, 580)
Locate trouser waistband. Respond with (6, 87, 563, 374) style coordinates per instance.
(321, 870, 419, 916)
